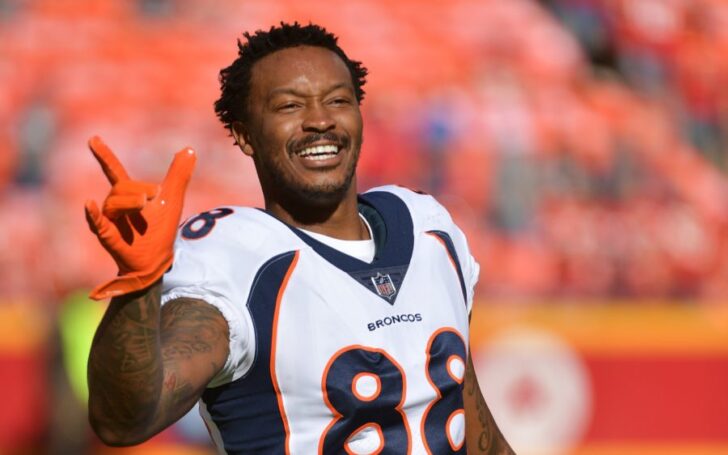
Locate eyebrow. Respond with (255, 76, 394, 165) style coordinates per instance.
(268, 82, 354, 100)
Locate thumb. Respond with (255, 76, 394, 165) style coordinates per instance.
(85, 200, 115, 239)
(160, 147, 196, 201)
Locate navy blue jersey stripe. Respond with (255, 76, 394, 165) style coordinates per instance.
(426, 230, 468, 305)
(257, 192, 415, 305)
(201, 250, 298, 454)
(283, 192, 414, 304)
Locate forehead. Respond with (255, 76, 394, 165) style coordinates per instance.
(249, 45, 354, 97)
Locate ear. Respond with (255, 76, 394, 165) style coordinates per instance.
(231, 121, 254, 157)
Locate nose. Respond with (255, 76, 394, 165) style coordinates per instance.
(301, 103, 335, 132)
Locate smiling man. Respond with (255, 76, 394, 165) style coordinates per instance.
(85, 22, 514, 454)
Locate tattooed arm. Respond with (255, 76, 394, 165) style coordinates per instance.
(87, 280, 229, 446)
(463, 352, 515, 454)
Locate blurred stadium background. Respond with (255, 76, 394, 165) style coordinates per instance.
(2, 0, 728, 453)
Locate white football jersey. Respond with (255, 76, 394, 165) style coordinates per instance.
(162, 186, 479, 454)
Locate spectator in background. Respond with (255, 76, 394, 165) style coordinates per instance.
(15, 95, 56, 188)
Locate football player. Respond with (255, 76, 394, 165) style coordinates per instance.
(86, 22, 514, 454)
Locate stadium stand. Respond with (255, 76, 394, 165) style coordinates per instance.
(3, 0, 728, 301)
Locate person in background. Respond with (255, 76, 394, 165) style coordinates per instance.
(85, 22, 514, 454)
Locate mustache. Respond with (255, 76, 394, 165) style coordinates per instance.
(289, 132, 349, 152)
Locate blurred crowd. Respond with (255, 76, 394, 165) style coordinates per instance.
(2, 0, 728, 451)
(3, 0, 728, 305)
(2, 0, 728, 302)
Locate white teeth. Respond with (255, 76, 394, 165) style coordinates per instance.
(306, 154, 335, 161)
(298, 144, 339, 158)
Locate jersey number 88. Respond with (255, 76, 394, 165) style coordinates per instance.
(319, 328, 467, 454)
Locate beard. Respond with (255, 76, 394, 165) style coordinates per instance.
(259, 132, 361, 208)
(268, 155, 359, 206)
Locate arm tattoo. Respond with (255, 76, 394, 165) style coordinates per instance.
(88, 284, 164, 438)
(88, 284, 229, 443)
(160, 298, 227, 361)
(156, 298, 228, 416)
(464, 357, 516, 455)
(465, 361, 493, 453)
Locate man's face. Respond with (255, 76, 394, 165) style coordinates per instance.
(240, 45, 363, 206)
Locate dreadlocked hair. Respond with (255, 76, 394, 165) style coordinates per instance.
(214, 22, 368, 133)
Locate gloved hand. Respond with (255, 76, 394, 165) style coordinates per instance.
(85, 136, 196, 300)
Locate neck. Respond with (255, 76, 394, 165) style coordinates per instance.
(264, 184, 370, 241)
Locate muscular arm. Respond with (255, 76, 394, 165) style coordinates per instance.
(463, 352, 515, 455)
(87, 280, 229, 446)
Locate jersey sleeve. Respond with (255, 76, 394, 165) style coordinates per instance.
(161, 221, 256, 388)
(448, 220, 480, 315)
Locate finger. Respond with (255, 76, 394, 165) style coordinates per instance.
(89, 136, 131, 185)
(85, 200, 115, 237)
(160, 148, 196, 200)
(109, 180, 160, 200)
(103, 194, 147, 219)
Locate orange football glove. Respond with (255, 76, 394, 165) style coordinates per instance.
(84, 136, 196, 300)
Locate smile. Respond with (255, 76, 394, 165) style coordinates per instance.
(296, 144, 340, 161)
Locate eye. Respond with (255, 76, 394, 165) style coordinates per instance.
(329, 97, 352, 106)
(277, 102, 301, 112)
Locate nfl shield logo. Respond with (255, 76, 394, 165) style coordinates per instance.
(371, 272, 397, 299)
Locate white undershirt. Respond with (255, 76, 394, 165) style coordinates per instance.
(298, 214, 376, 263)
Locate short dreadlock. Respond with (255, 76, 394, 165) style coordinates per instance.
(214, 22, 368, 133)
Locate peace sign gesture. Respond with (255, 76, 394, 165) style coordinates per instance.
(85, 136, 196, 300)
